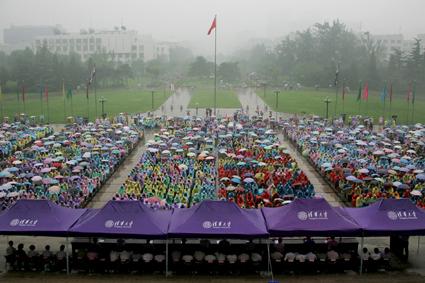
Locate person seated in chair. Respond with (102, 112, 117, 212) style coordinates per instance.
(55, 245, 66, 272)
(41, 245, 53, 271)
(326, 248, 339, 262)
(5, 241, 17, 270)
(27, 245, 39, 271)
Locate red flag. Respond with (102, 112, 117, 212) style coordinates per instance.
(362, 82, 368, 101)
(21, 86, 25, 102)
(44, 85, 48, 102)
(207, 16, 216, 35)
(389, 83, 393, 103)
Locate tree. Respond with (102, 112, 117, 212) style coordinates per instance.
(218, 62, 241, 83)
(188, 56, 213, 78)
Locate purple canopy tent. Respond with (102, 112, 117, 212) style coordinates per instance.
(342, 198, 425, 236)
(168, 200, 269, 238)
(262, 198, 361, 236)
(0, 199, 86, 236)
(69, 200, 171, 238)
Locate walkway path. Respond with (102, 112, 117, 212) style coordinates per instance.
(238, 88, 343, 206)
(87, 131, 154, 208)
(88, 88, 192, 208)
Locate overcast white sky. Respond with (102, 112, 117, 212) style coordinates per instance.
(0, 0, 424, 54)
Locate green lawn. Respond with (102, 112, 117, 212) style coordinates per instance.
(0, 88, 171, 123)
(259, 89, 425, 124)
(188, 87, 241, 108)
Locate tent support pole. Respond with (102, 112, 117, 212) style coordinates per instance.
(165, 240, 169, 277)
(267, 240, 273, 280)
(66, 237, 70, 275)
(359, 236, 364, 275)
(417, 236, 420, 255)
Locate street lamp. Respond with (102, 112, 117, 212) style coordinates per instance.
(263, 82, 267, 97)
(151, 90, 155, 111)
(99, 96, 107, 118)
(324, 97, 332, 120)
(274, 90, 280, 120)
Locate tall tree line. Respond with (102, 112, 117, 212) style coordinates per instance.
(234, 20, 425, 95)
(0, 44, 133, 93)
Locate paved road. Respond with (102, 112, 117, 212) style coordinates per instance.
(88, 131, 154, 208)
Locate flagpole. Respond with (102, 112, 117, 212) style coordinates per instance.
(46, 84, 50, 124)
(389, 83, 393, 122)
(40, 80, 43, 118)
(214, 15, 217, 116)
(94, 65, 97, 119)
(0, 85, 3, 120)
(334, 63, 339, 119)
(63, 79, 66, 123)
(22, 83, 26, 115)
(71, 89, 74, 118)
(86, 83, 90, 122)
(412, 81, 416, 124)
(342, 80, 345, 116)
(406, 100, 410, 124)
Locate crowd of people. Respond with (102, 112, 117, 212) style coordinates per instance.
(0, 122, 52, 158)
(282, 116, 425, 208)
(5, 238, 393, 274)
(0, 119, 141, 210)
(118, 113, 314, 208)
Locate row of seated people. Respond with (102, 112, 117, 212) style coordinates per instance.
(5, 241, 67, 272)
(270, 237, 392, 274)
(4, 238, 392, 274)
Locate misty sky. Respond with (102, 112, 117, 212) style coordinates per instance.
(1, 0, 424, 55)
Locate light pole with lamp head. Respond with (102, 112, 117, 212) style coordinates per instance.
(274, 90, 280, 120)
(324, 97, 332, 121)
(99, 96, 107, 119)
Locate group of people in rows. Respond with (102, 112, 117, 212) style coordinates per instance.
(283, 116, 425, 208)
(0, 119, 141, 210)
(0, 122, 52, 158)
(118, 113, 314, 208)
(6, 241, 67, 272)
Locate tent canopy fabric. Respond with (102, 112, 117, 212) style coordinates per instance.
(0, 199, 86, 236)
(168, 200, 269, 238)
(342, 199, 425, 236)
(69, 200, 171, 238)
(262, 198, 362, 236)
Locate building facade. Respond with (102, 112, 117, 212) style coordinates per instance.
(371, 34, 415, 60)
(33, 29, 173, 63)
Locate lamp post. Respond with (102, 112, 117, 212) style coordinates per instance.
(324, 97, 331, 120)
(263, 82, 267, 97)
(99, 96, 107, 118)
(274, 90, 280, 120)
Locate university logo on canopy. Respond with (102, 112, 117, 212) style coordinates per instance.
(262, 198, 361, 236)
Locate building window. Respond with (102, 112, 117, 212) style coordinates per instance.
(90, 45, 94, 51)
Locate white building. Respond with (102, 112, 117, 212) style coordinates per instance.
(33, 29, 174, 63)
(371, 34, 415, 60)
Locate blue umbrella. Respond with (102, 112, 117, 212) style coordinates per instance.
(417, 174, 425, 181)
(231, 177, 241, 184)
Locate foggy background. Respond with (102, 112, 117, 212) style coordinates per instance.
(0, 0, 424, 55)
